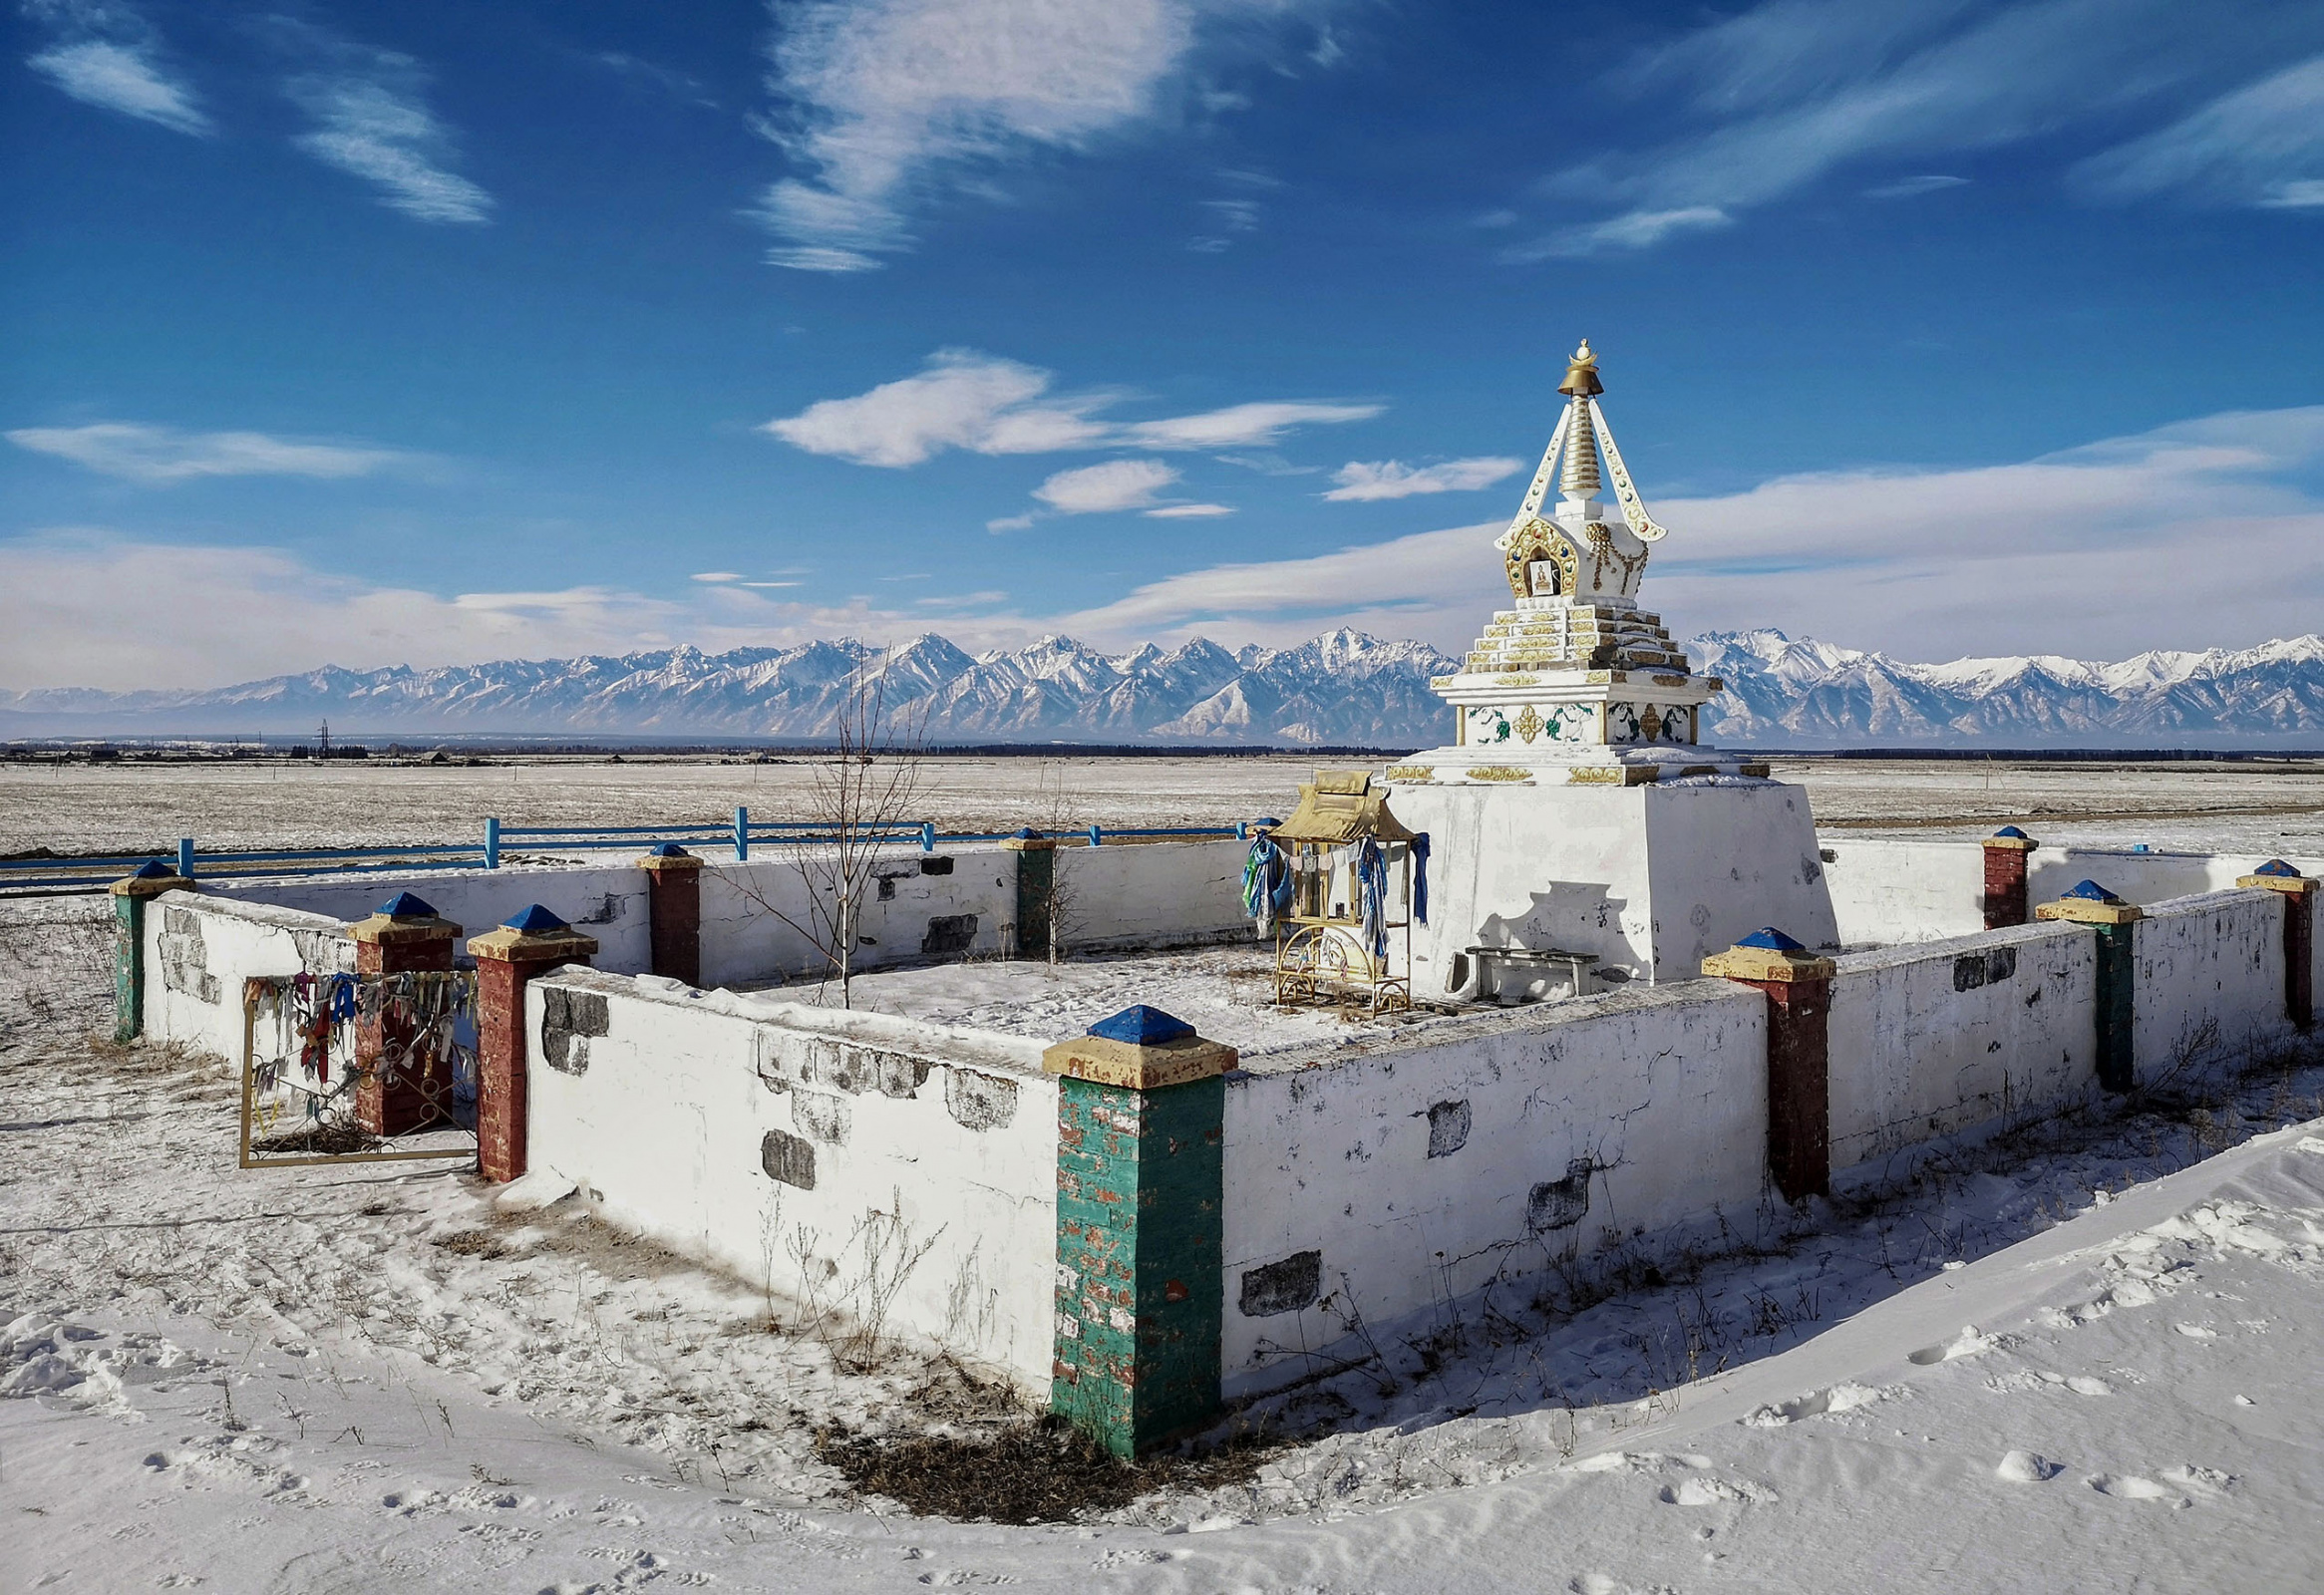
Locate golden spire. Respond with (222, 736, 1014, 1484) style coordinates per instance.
(1557, 338, 1603, 398)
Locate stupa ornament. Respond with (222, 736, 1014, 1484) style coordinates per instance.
(1392, 339, 1760, 789)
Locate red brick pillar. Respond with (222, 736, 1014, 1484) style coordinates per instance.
(470, 905, 599, 1183)
(1705, 928, 1838, 1204)
(2239, 861, 2317, 1033)
(1981, 826, 2038, 930)
(347, 892, 462, 1136)
(640, 844, 704, 987)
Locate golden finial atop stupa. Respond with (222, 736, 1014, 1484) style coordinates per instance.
(1557, 338, 1603, 398)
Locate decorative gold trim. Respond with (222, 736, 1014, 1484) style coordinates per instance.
(1514, 704, 1544, 744)
(1493, 673, 1539, 687)
(1652, 674, 1688, 687)
(1564, 766, 1628, 785)
(1385, 764, 1435, 783)
(1465, 767, 1533, 783)
(1739, 761, 1770, 778)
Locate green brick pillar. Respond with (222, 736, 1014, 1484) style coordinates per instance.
(109, 861, 192, 1044)
(1044, 1005, 1233, 1457)
(1002, 830, 1057, 959)
(2038, 880, 2144, 1094)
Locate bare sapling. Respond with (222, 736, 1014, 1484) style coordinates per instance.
(728, 661, 927, 1008)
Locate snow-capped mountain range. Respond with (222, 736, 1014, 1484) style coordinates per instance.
(7, 628, 2324, 749)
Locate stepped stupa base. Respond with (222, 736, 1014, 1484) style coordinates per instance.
(1384, 775, 1839, 990)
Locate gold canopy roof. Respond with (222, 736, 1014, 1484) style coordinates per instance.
(1268, 770, 1420, 845)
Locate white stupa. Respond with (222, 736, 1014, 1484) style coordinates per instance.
(1383, 340, 1838, 990)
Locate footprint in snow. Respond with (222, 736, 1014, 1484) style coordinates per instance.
(1908, 1326, 2008, 1366)
(1743, 1382, 1896, 1427)
(2087, 1473, 2188, 1507)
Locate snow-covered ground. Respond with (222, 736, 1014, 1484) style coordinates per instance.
(6, 755, 2323, 860)
(6, 908, 2324, 1591)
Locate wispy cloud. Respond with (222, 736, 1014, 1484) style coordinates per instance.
(15, 410, 2323, 688)
(1145, 501, 1233, 518)
(2073, 55, 2324, 210)
(7, 422, 406, 484)
(1322, 456, 1522, 501)
(1033, 459, 1177, 513)
(763, 350, 1378, 467)
(750, 0, 1324, 271)
(1122, 401, 1381, 451)
(1864, 172, 1969, 198)
(23, 1, 208, 135)
(1513, 0, 2324, 256)
(1056, 404, 2324, 659)
(278, 26, 493, 224)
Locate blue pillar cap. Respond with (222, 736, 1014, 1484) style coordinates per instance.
(1088, 1005, 1193, 1046)
(1255, 816, 1283, 827)
(131, 859, 177, 879)
(1735, 926, 1807, 953)
(377, 890, 439, 919)
(500, 903, 569, 933)
(2062, 879, 2123, 903)
(2254, 858, 2298, 876)
(1013, 826, 1042, 839)
(1991, 825, 2030, 839)
(645, 842, 694, 858)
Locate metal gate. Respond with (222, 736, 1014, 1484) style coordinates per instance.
(237, 971, 479, 1169)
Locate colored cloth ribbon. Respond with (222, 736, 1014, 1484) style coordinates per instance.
(1241, 836, 1293, 936)
(1411, 832, 1431, 926)
(1357, 839, 1390, 961)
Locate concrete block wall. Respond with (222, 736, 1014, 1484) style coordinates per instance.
(140, 889, 353, 1063)
(522, 971, 1062, 1392)
(1219, 982, 1768, 1396)
(1825, 922, 2098, 1180)
(694, 853, 1016, 988)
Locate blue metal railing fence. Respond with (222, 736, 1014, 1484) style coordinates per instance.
(1, 808, 1260, 895)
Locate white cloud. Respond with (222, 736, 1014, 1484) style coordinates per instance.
(750, 0, 1318, 270)
(985, 512, 1037, 532)
(281, 30, 493, 224)
(6, 422, 405, 484)
(1145, 502, 1233, 517)
(27, 36, 208, 135)
(762, 351, 1111, 467)
(763, 351, 1379, 467)
(1033, 459, 1177, 513)
(1516, 0, 2315, 254)
(1121, 401, 1382, 450)
(2073, 55, 2324, 210)
(691, 571, 745, 582)
(1323, 457, 1523, 501)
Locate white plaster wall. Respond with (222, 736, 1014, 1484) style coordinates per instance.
(1818, 840, 1987, 945)
(1819, 839, 2324, 948)
(1826, 923, 2098, 1182)
(695, 852, 1017, 988)
(1220, 982, 1768, 1396)
(202, 864, 652, 972)
(2131, 889, 2290, 1085)
(524, 971, 1061, 1393)
(1053, 838, 1253, 953)
(140, 890, 353, 1063)
(1389, 779, 1835, 990)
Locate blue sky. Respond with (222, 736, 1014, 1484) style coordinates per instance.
(6, 0, 2324, 690)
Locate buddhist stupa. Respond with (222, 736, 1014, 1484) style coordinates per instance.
(1383, 342, 1838, 988)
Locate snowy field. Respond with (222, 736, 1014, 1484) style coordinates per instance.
(6, 754, 2324, 860)
(5, 909, 2324, 1590)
